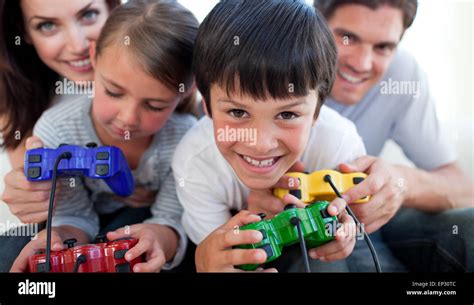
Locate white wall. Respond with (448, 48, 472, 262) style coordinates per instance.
(379, 0, 474, 180)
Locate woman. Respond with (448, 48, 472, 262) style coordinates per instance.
(0, 0, 119, 271)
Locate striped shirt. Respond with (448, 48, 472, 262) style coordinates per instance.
(33, 97, 196, 269)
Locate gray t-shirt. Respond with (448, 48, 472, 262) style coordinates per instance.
(33, 97, 196, 269)
(326, 49, 456, 171)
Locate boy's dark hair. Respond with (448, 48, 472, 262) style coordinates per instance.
(314, 0, 418, 31)
(193, 0, 337, 118)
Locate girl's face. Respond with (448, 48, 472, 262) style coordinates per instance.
(91, 45, 182, 146)
(20, 0, 110, 82)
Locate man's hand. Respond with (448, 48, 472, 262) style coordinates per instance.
(339, 156, 407, 234)
(1, 136, 56, 223)
(247, 161, 305, 218)
(195, 211, 278, 272)
(107, 223, 178, 272)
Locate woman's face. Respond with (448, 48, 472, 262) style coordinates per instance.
(20, 0, 110, 82)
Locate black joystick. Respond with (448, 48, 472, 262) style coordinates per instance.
(257, 213, 266, 220)
(64, 238, 77, 249)
(284, 203, 297, 210)
(94, 235, 108, 243)
(58, 143, 69, 147)
(86, 142, 98, 148)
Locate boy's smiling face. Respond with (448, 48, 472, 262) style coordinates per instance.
(210, 85, 319, 190)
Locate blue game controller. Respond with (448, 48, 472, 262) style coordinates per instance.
(24, 143, 134, 196)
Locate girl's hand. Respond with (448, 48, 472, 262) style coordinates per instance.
(107, 223, 179, 272)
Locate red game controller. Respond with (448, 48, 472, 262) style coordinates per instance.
(28, 236, 143, 273)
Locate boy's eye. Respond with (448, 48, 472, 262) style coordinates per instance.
(81, 9, 99, 23)
(228, 109, 249, 118)
(104, 89, 123, 98)
(277, 111, 298, 120)
(37, 21, 56, 33)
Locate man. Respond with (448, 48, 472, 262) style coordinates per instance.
(320, 0, 474, 272)
(249, 0, 473, 272)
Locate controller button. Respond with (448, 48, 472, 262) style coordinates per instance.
(86, 142, 98, 148)
(320, 209, 332, 219)
(114, 249, 128, 260)
(353, 177, 364, 184)
(96, 152, 109, 160)
(28, 154, 42, 163)
(257, 244, 274, 259)
(289, 189, 302, 199)
(94, 235, 108, 243)
(96, 164, 109, 176)
(259, 229, 267, 240)
(284, 203, 297, 210)
(27, 167, 41, 179)
(58, 143, 68, 147)
(64, 238, 77, 248)
(36, 263, 46, 273)
(115, 263, 131, 273)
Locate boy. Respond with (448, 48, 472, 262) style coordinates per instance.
(173, 0, 364, 272)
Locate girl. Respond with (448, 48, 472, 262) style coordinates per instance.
(10, 0, 199, 272)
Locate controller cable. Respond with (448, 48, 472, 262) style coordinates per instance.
(73, 255, 87, 272)
(290, 217, 311, 273)
(323, 175, 382, 273)
(45, 152, 72, 272)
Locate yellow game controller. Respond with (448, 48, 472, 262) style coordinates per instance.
(273, 169, 370, 204)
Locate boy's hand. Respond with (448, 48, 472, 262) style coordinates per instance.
(195, 211, 278, 272)
(106, 223, 178, 272)
(247, 161, 305, 218)
(338, 156, 406, 234)
(1, 136, 58, 224)
(10, 228, 64, 272)
(305, 197, 356, 262)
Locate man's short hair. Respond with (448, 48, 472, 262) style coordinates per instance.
(314, 0, 418, 30)
(193, 0, 337, 117)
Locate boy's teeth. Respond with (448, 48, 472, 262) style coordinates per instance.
(242, 155, 276, 167)
(70, 58, 91, 67)
(338, 70, 363, 84)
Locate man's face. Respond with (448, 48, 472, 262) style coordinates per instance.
(209, 85, 318, 190)
(327, 4, 404, 105)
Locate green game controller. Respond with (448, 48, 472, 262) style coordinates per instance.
(235, 201, 338, 271)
